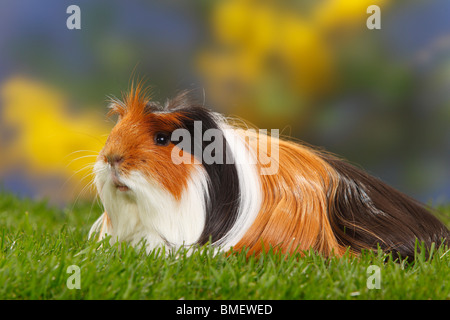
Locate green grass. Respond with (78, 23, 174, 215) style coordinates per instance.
(0, 192, 449, 300)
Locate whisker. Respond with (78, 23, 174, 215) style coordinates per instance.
(68, 178, 99, 223)
(66, 155, 99, 168)
(64, 150, 100, 159)
(61, 162, 97, 194)
(68, 131, 108, 147)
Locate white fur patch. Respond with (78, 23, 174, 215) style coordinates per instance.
(211, 115, 263, 250)
(90, 160, 209, 253)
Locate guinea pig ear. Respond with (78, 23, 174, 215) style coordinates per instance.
(165, 89, 201, 111)
(144, 101, 164, 113)
(106, 98, 127, 119)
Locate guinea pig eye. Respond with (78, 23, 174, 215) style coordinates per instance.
(154, 132, 171, 146)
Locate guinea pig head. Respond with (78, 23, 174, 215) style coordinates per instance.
(91, 87, 212, 249)
(95, 95, 194, 201)
(94, 90, 217, 247)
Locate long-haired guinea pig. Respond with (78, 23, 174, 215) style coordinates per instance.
(89, 83, 449, 260)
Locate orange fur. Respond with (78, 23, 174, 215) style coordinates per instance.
(233, 134, 347, 257)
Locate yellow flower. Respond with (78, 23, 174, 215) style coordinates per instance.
(0, 76, 111, 200)
(313, 0, 388, 32)
(278, 12, 335, 96)
(197, 0, 390, 126)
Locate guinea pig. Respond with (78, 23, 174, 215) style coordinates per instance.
(89, 84, 449, 260)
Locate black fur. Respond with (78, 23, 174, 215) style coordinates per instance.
(167, 96, 242, 245)
(323, 155, 450, 260)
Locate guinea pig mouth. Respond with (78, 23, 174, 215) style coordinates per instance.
(110, 170, 129, 192)
(115, 184, 129, 192)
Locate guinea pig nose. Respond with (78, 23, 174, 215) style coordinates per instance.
(105, 154, 124, 166)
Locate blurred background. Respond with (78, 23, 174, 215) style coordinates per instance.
(0, 0, 449, 205)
